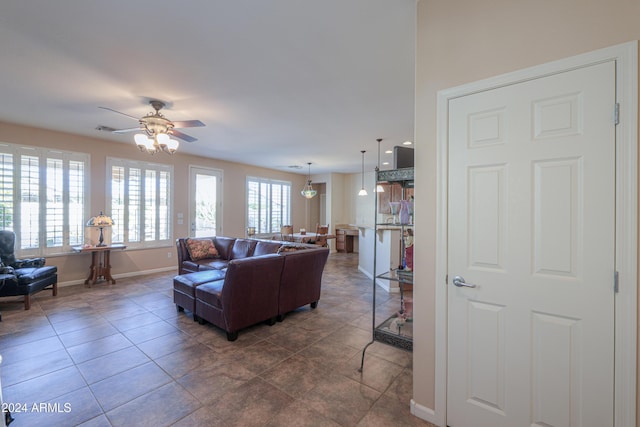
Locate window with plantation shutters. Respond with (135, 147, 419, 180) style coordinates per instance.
(0, 143, 88, 256)
(246, 177, 291, 235)
(107, 157, 172, 248)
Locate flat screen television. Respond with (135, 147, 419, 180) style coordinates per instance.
(393, 146, 414, 169)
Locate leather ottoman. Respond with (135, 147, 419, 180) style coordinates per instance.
(173, 270, 226, 318)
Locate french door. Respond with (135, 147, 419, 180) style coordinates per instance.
(189, 166, 222, 237)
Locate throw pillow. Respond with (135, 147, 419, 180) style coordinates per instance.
(185, 238, 219, 261)
(277, 245, 310, 254)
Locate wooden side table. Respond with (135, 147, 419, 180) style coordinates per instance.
(72, 244, 126, 286)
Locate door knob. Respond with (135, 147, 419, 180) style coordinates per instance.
(452, 275, 476, 288)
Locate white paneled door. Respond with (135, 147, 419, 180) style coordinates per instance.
(447, 61, 616, 427)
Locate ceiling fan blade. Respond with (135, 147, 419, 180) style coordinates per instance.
(172, 119, 205, 128)
(98, 106, 140, 121)
(170, 129, 197, 143)
(112, 127, 142, 134)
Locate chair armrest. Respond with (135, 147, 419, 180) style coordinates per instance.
(12, 258, 46, 268)
(0, 265, 14, 275)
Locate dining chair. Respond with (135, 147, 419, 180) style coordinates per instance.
(313, 224, 329, 247)
(280, 225, 294, 242)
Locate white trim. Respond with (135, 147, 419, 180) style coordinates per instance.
(411, 399, 438, 424)
(56, 266, 177, 288)
(434, 41, 637, 427)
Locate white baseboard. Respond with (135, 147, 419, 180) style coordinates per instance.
(411, 400, 439, 426)
(57, 266, 177, 288)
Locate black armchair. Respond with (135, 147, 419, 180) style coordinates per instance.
(0, 231, 57, 311)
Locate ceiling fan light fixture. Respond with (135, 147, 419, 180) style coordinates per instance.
(156, 132, 170, 148)
(165, 137, 179, 154)
(135, 133, 154, 153)
(101, 100, 204, 156)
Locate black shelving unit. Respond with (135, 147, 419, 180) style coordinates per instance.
(360, 167, 414, 371)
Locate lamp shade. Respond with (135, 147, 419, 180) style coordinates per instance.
(86, 211, 114, 247)
(86, 211, 114, 227)
(301, 181, 317, 199)
(301, 162, 317, 199)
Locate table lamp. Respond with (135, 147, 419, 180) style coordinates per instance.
(86, 211, 114, 247)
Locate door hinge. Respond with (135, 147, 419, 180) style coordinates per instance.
(614, 271, 619, 293)
(614, 103, 620, 125)
(445, 274, 448, 285)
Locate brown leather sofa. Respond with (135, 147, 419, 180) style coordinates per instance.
(174, 236, 329, 340)
(176, 236, 282, 274)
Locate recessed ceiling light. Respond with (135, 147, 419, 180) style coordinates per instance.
(287, 165, 303, 169)
(402, 141, 413, 145)
(382, 161, 390, 165)
(385, 150, 393, 154)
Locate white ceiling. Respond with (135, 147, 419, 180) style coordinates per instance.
(0, 0, 416, 174)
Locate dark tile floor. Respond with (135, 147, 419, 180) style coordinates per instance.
(0, 253, 434, 427)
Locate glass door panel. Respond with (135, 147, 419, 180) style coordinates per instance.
(189, 166, 222, 237)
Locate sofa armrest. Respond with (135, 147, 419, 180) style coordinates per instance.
(175, 238, 191, 274)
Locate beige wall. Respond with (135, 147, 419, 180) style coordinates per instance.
(414, 0, 640, 419)
(0, 120, 312, 285)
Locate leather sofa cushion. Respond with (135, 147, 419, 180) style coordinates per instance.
(213, 237, 236, 260)
(253, 241, 282, 256)
(195, 259, 229, 271)
(174, 270, 226, 296)
(182, 261, 200, 272)
(195, 280, 225, 308)
(230, 239, 257, 260)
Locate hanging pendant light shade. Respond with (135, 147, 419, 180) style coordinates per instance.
(301, 162, 317, 199)
(358, 150, 368, 196)
(373, 138, 385, 193)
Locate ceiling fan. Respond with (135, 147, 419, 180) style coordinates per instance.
(98, 100, 205, 143)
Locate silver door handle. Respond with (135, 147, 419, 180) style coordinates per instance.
(452, 276, 476, 288)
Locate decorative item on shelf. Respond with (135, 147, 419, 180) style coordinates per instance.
(400, 199, 411, 224)
(404, 228, 414, 271)
(401, 296, 413, 322)
(358, 150, 368, 196)
(408, 195, 414, 224)
(86, 211, 114, 247)
(300, 162, 317, 199)
(300, 228, 306, 235)
(246, 227, 256, 238)
(374, 138, 385, 193)
(389, 201, 400, 224)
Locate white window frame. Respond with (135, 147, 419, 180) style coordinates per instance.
(246, 176, 291, 235)
(107, 157, 173, 249)
(0, 142, 90, 257)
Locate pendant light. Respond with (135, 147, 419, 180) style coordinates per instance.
(374, 138, 385, 193)
(301, 162, 317, 199)
(358, 150, 368, 196)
